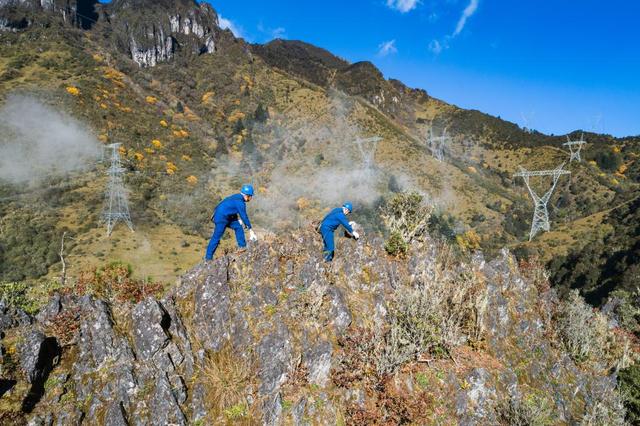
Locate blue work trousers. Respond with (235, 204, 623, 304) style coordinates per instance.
(320, 226, 335, 262)
(205, 219, 246, 260)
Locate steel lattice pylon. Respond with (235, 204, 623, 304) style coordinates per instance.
(563, 133, 587, 162)
(427, 127, 448, 162)
(102, 143, 134, 236)
(353, 136, 382, 168)
(513, 164, 571, 241)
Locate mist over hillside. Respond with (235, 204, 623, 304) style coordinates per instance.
(0, 94, 99, 184)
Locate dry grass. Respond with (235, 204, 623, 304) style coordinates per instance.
(199, 344, 260, 424)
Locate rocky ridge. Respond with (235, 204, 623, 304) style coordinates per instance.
(0, 229, 628, 424)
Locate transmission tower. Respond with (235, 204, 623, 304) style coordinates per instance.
(427, 127, 448, 162)
(563, 133, 587, 162)
(102, 143, 133, 236)
(513, 164, 571, 241)
(353, 136, 382, 168)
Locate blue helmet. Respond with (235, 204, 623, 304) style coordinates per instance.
(342, 202, 353, 213)
(241, 184, 255, 196)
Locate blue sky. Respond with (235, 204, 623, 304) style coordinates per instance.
(205, 0, 640, 137)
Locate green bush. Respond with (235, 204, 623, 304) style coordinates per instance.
(619, 364, 640, 425)
(384, 230, 408, 256)
(0, 281, 38, 314)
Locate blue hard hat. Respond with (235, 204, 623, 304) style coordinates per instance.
(343, 202, 353, 213)
(241, 184, 255, 196)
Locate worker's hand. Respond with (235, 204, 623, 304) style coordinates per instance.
(349, 221, 356, 228)
(238, 218, 244, 227)
(249, 229, 258, 242)
(352, 231, 360, 240)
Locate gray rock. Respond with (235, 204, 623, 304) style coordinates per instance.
(35, 294, 61, 324)
(0, 299, 31, 332)
(262, 392, 283, 426)
(190, 382, 207, 423)
(132, 298, 170, 361)
(19, 330, 59, 384)
(456, 368, 497, 426)
(257, 324, 292, 394)
(193, 259, 231, 351)
(292, 397, 307, 426)
(151, 373, 186, 426)
(169, 374, 187, 404)
(303, 340, 332, 387)
(326, 286, 351, 334)
(105, 401, 129, 426)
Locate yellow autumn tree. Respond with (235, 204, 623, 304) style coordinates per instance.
(66, 86, 80, 96)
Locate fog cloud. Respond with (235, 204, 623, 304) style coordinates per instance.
(0, 95, 100, 184)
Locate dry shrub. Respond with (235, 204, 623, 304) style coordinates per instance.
(332, 326, 381, 387)
(199, 344, 259, 424)
(73, 262, 163, 304)
(47, 307, 80, 347)
(344, 376, 433, 425)
(581, 386, 626, 426)
(518, 256, 551, 294)
(377, 243, 488, 374)
(556, 291, 611, 364)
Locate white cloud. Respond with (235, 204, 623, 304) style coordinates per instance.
(453, 0, 479, 36)
(386, 0, 419, 13)
(271, 27, 286, 39)
(218, 14, 245, 39)
(377, 39, 398, 57)
(428, 39, 443, 55)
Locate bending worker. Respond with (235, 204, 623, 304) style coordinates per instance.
(205, 185, 257, 261)
(319, 202, 359, 262)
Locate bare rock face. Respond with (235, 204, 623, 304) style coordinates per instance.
(105, 0, 218, 67)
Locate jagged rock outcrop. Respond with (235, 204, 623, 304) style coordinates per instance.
(0, 230, 628, 424)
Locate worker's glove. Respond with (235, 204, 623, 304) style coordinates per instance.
(349, 221, 356, 228)
(238, 218, 244, 227)
(249, 229, 258, 242)
(352, 231, 360, 240)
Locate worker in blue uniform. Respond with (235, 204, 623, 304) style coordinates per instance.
(205, 184, 257, 260)
(319, 202, 359, 262)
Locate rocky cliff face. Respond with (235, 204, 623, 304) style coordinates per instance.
(0, 0, 218, 66)
(0, 0, 98, 30)
(104, 0, 219, 67)
(0, 230, 628, 424)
